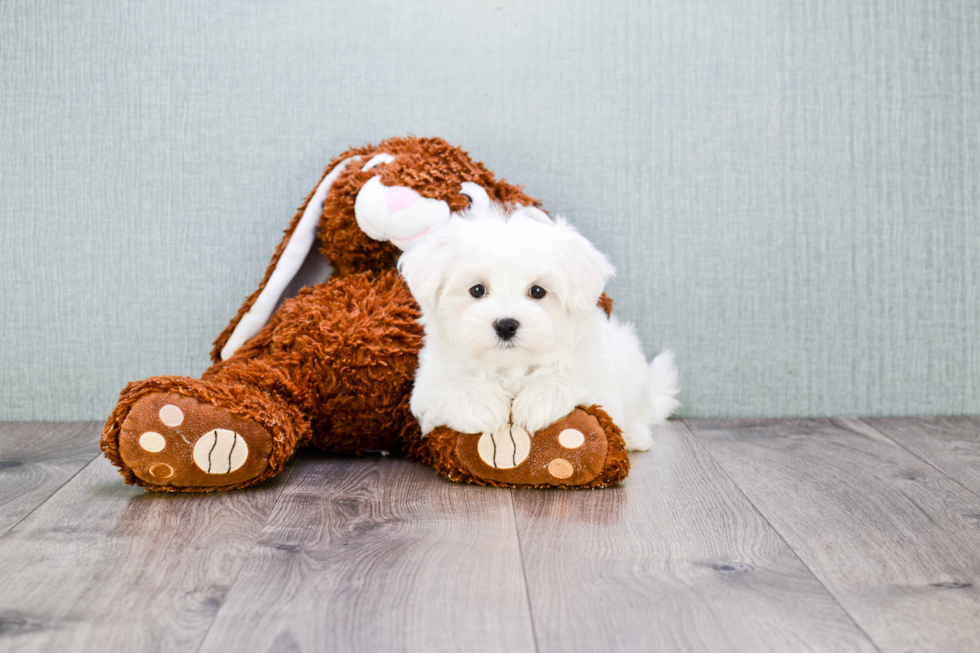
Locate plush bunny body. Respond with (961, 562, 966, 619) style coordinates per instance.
(101, 137, 631, 491)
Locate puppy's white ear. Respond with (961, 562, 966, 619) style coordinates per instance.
(397, 224, 454, 311)
(557, 221, 616, 315)
(511, 206, 553, 225)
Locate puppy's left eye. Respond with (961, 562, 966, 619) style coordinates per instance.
(470, 284, 487, 298)
(528, 285, 547, 299)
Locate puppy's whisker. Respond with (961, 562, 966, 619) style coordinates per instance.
(496, 337, 519, 350)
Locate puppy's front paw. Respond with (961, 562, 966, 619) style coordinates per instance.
(512, 382, 578, 434)
(450, 409, 511, 437)
(426, 387, 512, 436)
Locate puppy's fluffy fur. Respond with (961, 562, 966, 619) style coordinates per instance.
(399, 204, 680, 451)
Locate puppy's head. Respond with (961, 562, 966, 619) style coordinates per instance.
(398, 204, 615, 365)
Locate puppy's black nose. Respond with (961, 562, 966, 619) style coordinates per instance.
(493, 318, 520, 341)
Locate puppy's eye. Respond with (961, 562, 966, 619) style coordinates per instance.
(528, 285, 547, 299)
(470, 284, 487, 298)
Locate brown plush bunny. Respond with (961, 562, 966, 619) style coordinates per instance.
(101, 137, 630, 492)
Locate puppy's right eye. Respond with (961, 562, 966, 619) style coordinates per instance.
(469, 284, 487, 298)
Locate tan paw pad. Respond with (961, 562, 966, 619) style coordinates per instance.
(149, 463, 174, 479)
(159, 404, 184, 427)
(558, 428, 585, 449)
(477, 423, 531, 469)
(193, 429, 248, 474)
(139, 431, 166, 453)
(548, 458, 574, 479)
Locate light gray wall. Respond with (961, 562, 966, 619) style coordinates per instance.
(2, 0, 978, 420)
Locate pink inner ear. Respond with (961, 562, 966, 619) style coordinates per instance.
(385, 186, 421, 212)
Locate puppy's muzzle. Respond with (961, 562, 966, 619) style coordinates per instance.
(493, 318, 520, 341)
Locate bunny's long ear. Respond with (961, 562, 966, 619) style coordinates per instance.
(211, 151, 363, 362)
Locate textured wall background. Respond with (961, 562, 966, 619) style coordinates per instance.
(2, 0, 978, 420)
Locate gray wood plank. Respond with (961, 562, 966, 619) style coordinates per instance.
(197, 455, 536, 653)
(0, 422, 101, 537)
(0, 455, 292, 652)
(688, 417, 980, 653)
(861, 416, 980, 497)
(514, 421, 877, 653)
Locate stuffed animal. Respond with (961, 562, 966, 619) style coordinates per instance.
(101, 137, 630, 492)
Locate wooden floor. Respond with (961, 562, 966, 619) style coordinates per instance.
(1, 418, 979, 652)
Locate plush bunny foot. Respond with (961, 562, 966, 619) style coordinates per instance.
(102, 377, 308, 492)
(418, 406, 630, 489)
(116, 392, 274, 488)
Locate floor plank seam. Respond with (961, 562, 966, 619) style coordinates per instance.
(679, 420, 886, 653)
(191, 458, 300, 653)
(848, 417, 980, 502)
(509, 490, 541, 653)
(0, 451, 102, 541)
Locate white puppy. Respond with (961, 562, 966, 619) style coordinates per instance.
(398, 203, 680, 451)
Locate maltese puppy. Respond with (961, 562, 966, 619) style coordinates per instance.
(398, 203, 680, 451)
